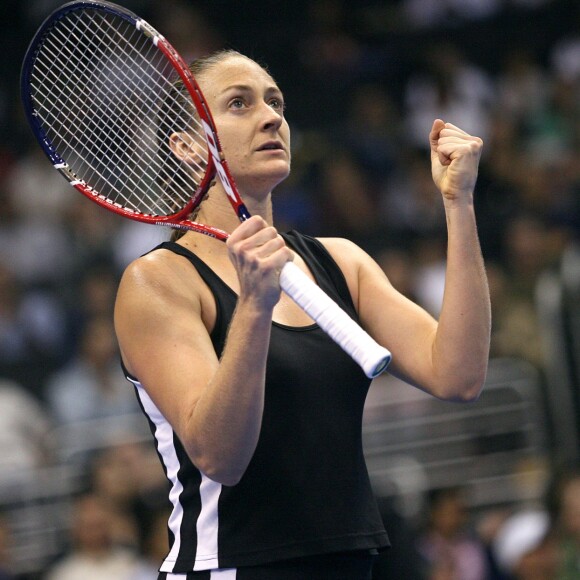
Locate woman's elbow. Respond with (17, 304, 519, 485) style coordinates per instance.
(443, 369, 487, 402)
(453, 381, 484, 402)
(193, 454, 247, 487)
(205, 468, 244, 487)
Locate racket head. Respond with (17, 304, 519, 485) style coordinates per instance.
(20, 0, 218, 227)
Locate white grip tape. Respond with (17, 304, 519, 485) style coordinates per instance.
(279, 261, 391, 378)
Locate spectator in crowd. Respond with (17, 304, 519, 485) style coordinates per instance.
(416, 486, 489, 580)
(1, 147, 72, 288)
(0, 259, 67, 393)
(62, 262, 121, 361)
(46, 314, 139, 426)
(43, 493, 144, 580)
(0, 377, 54, 485)
(45, 314, 143, 462)
(492, 508, 555, 580)
(128, 507, 172, 580)
(491, 464, 580, 579)
(486, 261, 544, 368)
(88, 441, 168, 551)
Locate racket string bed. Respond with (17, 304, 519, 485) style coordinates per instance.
(33, 13, 181, 213)
(29, 7, 206, 218)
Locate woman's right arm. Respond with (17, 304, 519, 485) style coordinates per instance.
(114, 217, 292, 486)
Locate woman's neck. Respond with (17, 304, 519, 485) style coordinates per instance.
(179, 186, 274, 254)
(196, 186, 274, 231)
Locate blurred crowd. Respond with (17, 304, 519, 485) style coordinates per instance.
(0, 0, 579, 578)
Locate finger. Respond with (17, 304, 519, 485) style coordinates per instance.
(227, 225, 290, 266)
(430, 119, 450, 166)
(437, 136, 483, 160)
(254, 233, 288, 258)
(442, 122, 470, 135)
(429, 119, 445, 152)
(439, 125, 483, 149)
(227, 215, 270, 245)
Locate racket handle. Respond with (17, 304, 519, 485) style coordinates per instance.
(279, 261, 392, 378)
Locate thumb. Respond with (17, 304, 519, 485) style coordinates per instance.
(429, 119, 448, 165)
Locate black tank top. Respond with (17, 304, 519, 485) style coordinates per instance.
(127, 231, 389, 573)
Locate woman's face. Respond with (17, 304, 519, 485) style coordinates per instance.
(198, 55, 291, 196)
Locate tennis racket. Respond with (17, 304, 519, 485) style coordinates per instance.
(20, 0, 391, 378)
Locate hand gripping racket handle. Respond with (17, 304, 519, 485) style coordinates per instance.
(279, 261, 392, 378)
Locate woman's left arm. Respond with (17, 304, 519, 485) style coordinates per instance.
(323, 120, 490, 401)
(422, 119, 491, 399)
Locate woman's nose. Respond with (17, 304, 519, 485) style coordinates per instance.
(259, 102, 283, 130)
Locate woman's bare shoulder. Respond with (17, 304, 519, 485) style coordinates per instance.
(314, 236, 370, 272)
(119, 247, 203, 301)
(115, 247, 213, 378)
(115, 246, 209, 343)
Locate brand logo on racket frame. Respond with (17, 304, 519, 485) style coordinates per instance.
(200, 120, 238, 202)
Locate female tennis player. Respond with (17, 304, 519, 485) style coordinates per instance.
(114, 50, 491, 580)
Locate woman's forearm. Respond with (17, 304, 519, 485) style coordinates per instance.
(432, 199, 491, 400)
(186, 299, 272, 485)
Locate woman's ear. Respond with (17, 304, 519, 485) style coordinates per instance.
(169, 131, 206, 164)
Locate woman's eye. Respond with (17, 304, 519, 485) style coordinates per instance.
(230, 98, 245, 109)
(269, 98, 285, 111)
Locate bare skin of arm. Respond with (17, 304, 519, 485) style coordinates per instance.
(115, 217, 292, 486)
(321, 120, 491, 401)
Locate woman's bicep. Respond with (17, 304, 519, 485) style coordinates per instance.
(358, 273, 439, 390)
(322, 238, 440, 392)
(114, 257, 218, 439)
